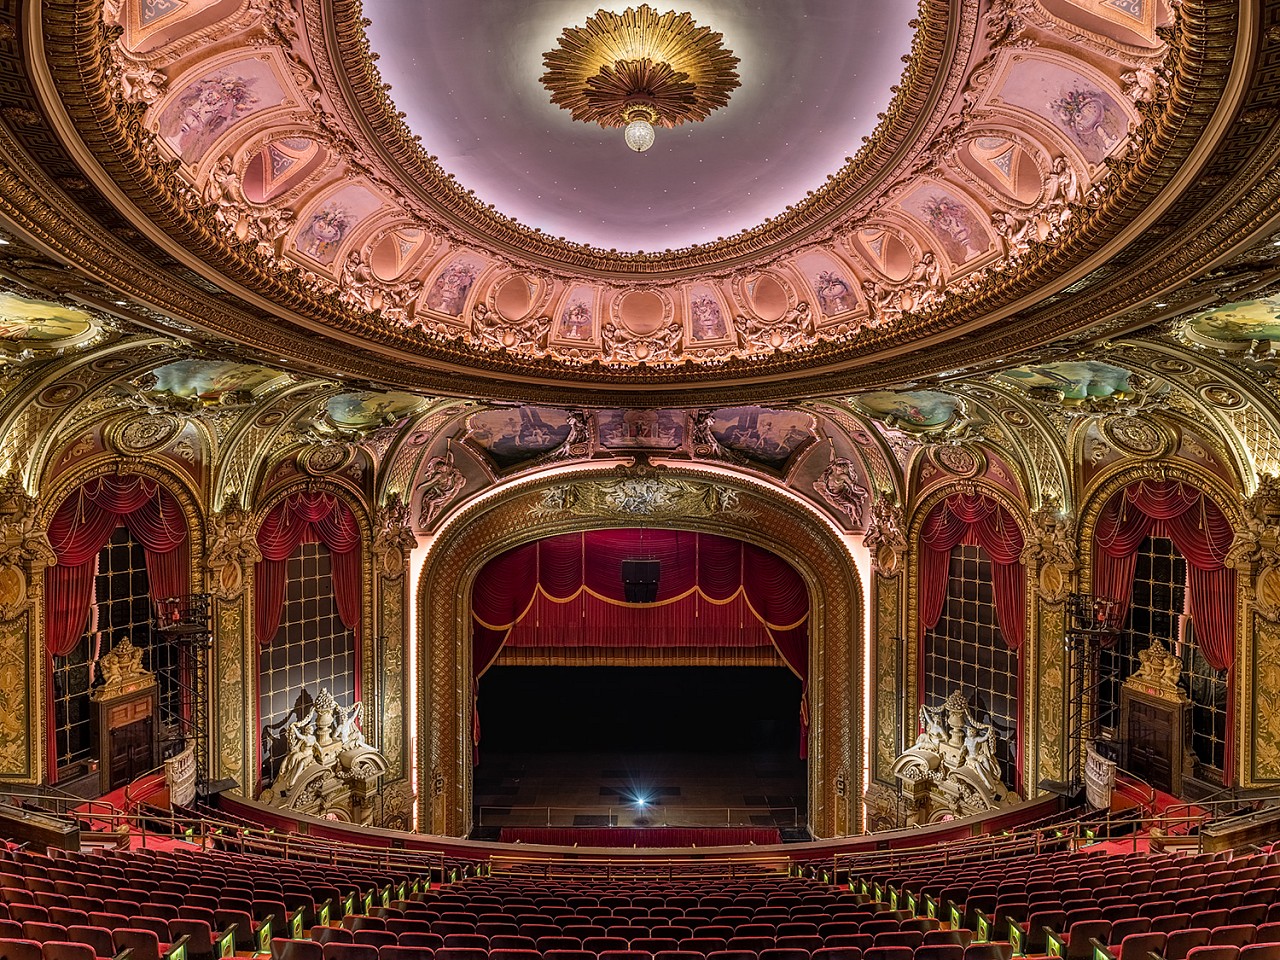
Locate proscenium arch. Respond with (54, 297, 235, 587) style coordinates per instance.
(416, 467, 864, 839)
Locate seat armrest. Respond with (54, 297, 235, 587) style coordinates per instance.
(256, 916, 276, 956)
(1090, 937, 1116, 960)
(165, 934, 192, 960)
(213, 927, 236, 960)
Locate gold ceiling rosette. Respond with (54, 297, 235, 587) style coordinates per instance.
(541, 5, 741, 152)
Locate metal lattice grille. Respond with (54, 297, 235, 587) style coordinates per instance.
(257, 541, 356, 787)
(922, 543, 1020, 788)
(1100, 536, 1227, 773)
(52, 526, 179, 773)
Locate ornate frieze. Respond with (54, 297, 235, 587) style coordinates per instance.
(529, 464, 755, 523)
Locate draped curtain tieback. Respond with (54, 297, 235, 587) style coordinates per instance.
(44, 475, 190, 783)
(254, 491, 362, 646)
(1093, 478, 1236, 783)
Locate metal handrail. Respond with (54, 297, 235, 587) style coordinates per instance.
(0, 782, 125, 825)
(33, 784, 1270, 882)
(477, 803, 800, 828)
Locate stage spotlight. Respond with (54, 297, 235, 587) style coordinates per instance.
(633, 795, 649, 807)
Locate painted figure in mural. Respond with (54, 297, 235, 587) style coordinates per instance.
(558, 299, 592, 340)
(923, 195, 978, 261)
(297, 204, 351, 263)
(814, 271, 854, 315)
(426, 262, 478, 317)
(162, 74, 260, 162)
(690, 294, 728, 340)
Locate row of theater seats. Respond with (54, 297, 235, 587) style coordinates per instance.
(846, 845, 1280, 960)
(0, 843, 436, 960)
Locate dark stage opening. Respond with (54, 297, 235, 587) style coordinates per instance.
(472, 665, 808, 838)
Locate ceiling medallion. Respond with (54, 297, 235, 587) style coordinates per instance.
(541, 5, 740, 153)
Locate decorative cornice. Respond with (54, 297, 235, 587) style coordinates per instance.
(1, 0, 1267, 403)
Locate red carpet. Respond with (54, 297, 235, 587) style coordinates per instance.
(1079, 774, 1207, 854)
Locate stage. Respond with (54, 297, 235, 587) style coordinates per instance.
(470, 749, 808, 840)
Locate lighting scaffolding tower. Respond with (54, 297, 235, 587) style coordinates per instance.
(151, 594, 212, 794)
(1064, 593, 1127, 791)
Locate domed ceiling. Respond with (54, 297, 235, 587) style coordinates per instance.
(0, 0, 1275, 405)
(364, 1, 917, 253)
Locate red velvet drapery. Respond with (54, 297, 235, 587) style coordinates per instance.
(1093, 479, 1236, 780)
(471, 530, 811, 761)
(254, 491, 362, 646)
(918, 493, 1026, 788)
(44, 475, 189, 780)
(919, 493, 1026, 649)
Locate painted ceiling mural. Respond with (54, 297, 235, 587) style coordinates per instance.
(3, 277, 1280, 543)
(15, 0, 1229, 401)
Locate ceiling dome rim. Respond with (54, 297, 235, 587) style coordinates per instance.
(322, 0, 956, 277)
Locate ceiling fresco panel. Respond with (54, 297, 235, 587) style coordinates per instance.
(156, 55, 290, 164)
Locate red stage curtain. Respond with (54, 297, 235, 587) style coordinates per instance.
(44, 475, 189, 781)
(471, 530, 811, 761)
(254, 491, 362, 646)
(919, 493, 1026, 649)
(1093, 479, 1236, 780)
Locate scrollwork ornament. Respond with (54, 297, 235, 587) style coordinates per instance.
(864, 496, 907, 577)
(930, 443, 983, 478)
(529, 463, 755, 522)
(206, 502, 263, 601)
(1021, 500, 1077, 603)
(110, 413, 182, 454)
(298, 444, 355, 476)
(0, 473, 55, 621)
(372, 492, 417, 579)
(1099, 414, 1177, 459)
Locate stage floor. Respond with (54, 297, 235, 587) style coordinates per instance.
(470, 749, 808, 839)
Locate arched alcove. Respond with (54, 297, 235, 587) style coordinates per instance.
(417, 466, 864, 838)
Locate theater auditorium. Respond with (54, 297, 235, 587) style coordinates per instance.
(3, 0, 1280, 957)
